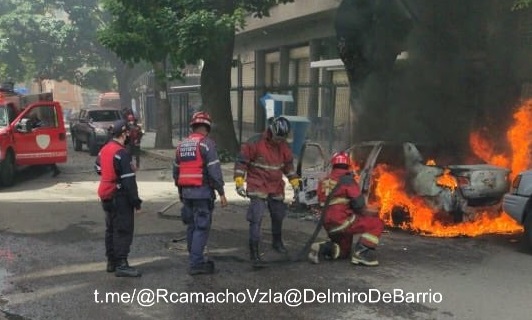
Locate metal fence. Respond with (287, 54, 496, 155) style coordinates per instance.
(144, 82, 351, 153)
(230, 82, 351, 154)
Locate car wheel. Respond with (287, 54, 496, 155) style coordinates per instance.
(524, 210, 532, 250)
(0, 151, 16, 187)
(88, 134, 99, 156)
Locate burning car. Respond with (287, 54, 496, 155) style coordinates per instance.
(296, 141, 514, 235)
(502, 170, 532, 249)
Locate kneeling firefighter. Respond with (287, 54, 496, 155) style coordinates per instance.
(309, 152, 385, 266)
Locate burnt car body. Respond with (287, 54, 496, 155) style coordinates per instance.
(70, 107, 122, 156)
(296, 141, 510, 222)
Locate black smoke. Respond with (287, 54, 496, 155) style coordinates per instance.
(336, 0, 524, 159)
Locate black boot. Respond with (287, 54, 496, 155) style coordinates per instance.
(115, 259, 142, 277)
(189, 261, 215, 276)
(272, 234, 287, 254)
(249, 241, 268, 268)
(351, 242, 379, 266)
(106, 257, 116, 273)
(308, 241, 340, 264)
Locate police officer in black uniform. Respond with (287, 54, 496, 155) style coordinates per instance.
(95, 119, 142, 277)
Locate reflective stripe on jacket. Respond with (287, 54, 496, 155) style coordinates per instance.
(234, 131, 297, 197)
(317, 169, 362, 230)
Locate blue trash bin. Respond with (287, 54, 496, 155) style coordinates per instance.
(260, 93, 294, 119)
(280, 115, 310, 158)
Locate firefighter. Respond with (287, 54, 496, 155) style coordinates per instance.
(173, 111, 228, 276)
(234, 116, 300, 268)
(126, 114, 143, 170)
(309, 151, 384, 266)
(95, 119, 143, 277)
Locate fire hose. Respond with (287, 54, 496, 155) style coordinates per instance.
(291, 174, 352, 262)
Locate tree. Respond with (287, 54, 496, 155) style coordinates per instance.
(98, 0, 181, 149)
(99, 0, 294, 151)
(0, 0, 146, 109)
(513, 0, 532, 9)
(173, 0, 294, 153)
(0, 0, 80, 83)
(45, 0, 146, 109)
(334, 0, 413, 145)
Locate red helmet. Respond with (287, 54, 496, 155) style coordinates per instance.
(127, 114, 135, 121)
(190, 111, 212, 127)
(330, 152, 352, 166)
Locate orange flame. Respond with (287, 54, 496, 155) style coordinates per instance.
(361, 101, 532, 237)
(470, 99, 532, 179)
(372, 165, 522, 237)
(436, 168, 458, 191)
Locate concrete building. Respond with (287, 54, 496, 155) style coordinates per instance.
(231, 0, 348, 145)
(30, 79, 83, 114)
(229, 0, 532, 147)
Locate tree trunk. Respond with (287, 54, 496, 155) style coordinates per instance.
(200, 33, 239, 153)
(114, 61, 133, 110)
(152, 60, 174, 149)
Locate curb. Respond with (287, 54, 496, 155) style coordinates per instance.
(143, 149, 234, 179)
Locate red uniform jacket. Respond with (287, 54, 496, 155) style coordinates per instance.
(317, 168, 363, 230)
(234, 131, 297, 199)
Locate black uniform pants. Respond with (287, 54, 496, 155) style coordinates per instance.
(102, 195, 135, 260)
(126, 144, 141, 167)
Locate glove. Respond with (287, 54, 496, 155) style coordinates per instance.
(235, 176, 245, 188)
(289, 178, 300, 190)
(236, 186, 247, 198)
(235, 177, 247, 198)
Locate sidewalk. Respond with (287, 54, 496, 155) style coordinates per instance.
(140, 131, 235, 178)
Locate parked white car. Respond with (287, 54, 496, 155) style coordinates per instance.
(502, 170, 532, 248)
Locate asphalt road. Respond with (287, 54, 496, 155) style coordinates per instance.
(0, 140, 531, 320)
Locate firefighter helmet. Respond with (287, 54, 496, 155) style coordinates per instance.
(190, 111, 212, 128)
(269, 116, 291, 139)
(330, 152, 352, 166)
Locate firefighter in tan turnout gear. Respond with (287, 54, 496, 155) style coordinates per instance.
(234, 116, 300, 268)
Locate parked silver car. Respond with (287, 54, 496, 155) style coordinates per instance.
(502, 170, 532, 248)
(296, 141, 511, 223)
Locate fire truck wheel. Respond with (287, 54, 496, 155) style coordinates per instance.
(88, 135, 98, 156)
(0, 151, 15, 187)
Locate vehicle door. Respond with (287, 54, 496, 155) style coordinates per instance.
(346, 142, 384, 202)
(12, 102, 67, 166)
(295, 142, 328, 207)
(75, 109, 90, 142)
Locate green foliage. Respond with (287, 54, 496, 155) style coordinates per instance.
(513, 0, 531, 10)
(99, 0, 294, 73)
(0, 0, 141, 91)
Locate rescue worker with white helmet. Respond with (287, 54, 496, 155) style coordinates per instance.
(234, 116, 300, 268)
(309, 151, 384, 266)
(173, 111, 228, 275)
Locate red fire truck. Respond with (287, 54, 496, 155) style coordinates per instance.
(0, 87, 67, 186)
